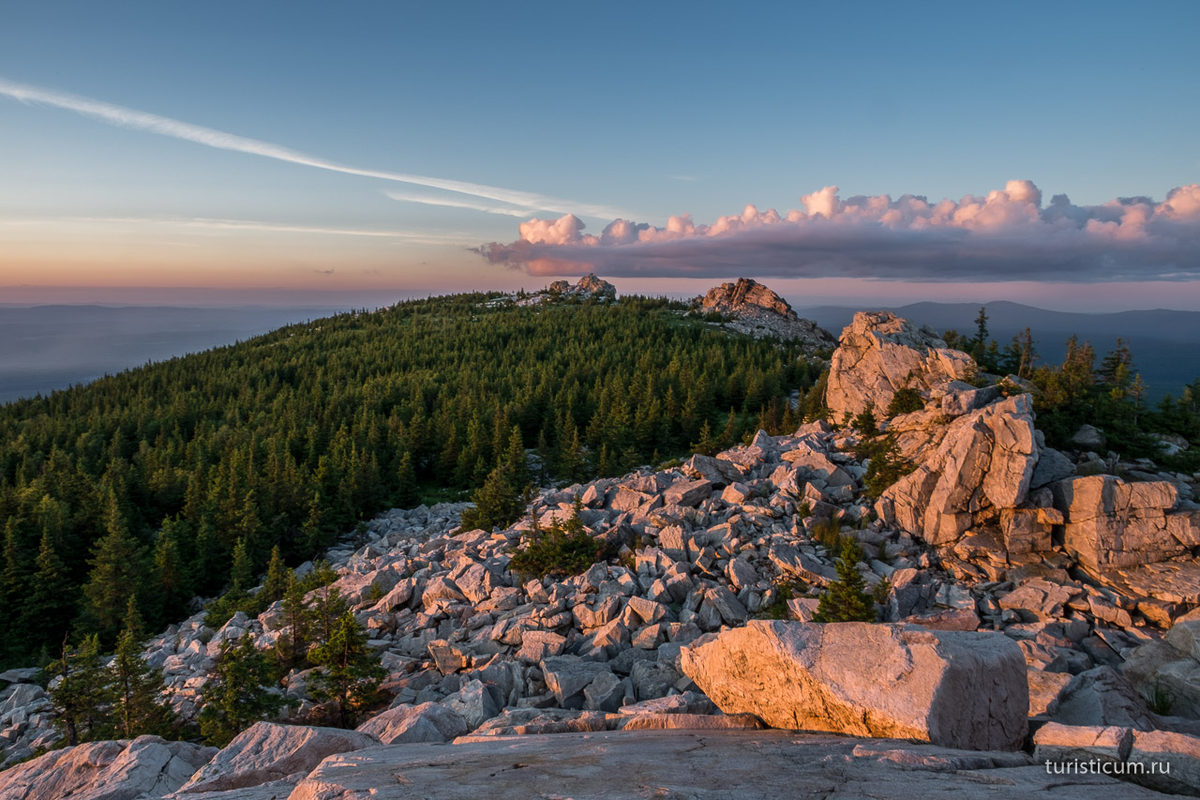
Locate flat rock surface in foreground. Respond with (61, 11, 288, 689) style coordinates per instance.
(288, 729, 1163, 800)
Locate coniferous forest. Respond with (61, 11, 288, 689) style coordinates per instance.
(0, 293, 820, 667)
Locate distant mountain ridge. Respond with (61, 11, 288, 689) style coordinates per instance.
(0, 304, 349, 404)
(794, 300, 1200, 400)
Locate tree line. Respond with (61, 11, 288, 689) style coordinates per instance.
(0, 293, 819, 667)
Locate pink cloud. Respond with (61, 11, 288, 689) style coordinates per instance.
(476, 181, 1200, 283)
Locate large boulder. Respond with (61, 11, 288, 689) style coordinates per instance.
(877, 394, 1039, 545)
(0, 736, 215, 800)
(1051, 475, 1200, 573)
(356, 702, 469, 744)
(176, 722, 378, 794)
(680, 620, 1028, 751)
(825, 311, 973, 421)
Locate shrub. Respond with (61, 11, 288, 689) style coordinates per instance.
(508, 499, 610, 578)
(863, 437, 916, 498)
(886, 387, 924, 417)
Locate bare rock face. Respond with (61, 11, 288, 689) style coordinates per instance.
(0, 735, 216, 800)
(287, 729, 1155, 800)
(826, 311, 974, 421)
(177, 722, 378, 794)
(1052, 474, 1200, 573)
(679, 620, 1029, 751)
(877, 394, 1039, 546)
(696, 278, 835, 345)
(546, 273, 616, 299)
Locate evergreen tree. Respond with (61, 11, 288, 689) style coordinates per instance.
(82, 508, 148, 645)
(199, 634, 286, 746)
(308, 581, 350, 651)
(48, 634, 111, 745)
(259, 545, 289, 608)
(153, 525, 190, 626)
(21, 530, 76, 649)
(393, 450, 419, 508)
(110, 602, 174, 738)
(275, 571, 312, 670)
(813, 538, 877, 623)
(308, 611, 386, 728)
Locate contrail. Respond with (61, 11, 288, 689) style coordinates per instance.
(1, 215, 479, 245)
(0, 77, 630, 219)
(383, 190, 532, 218)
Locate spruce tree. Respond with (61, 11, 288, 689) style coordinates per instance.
(153, 527, 190, 626)
(308, 611, 385, 728)
(82, 510, 148, 645)
(48, 634, 112, 745)
(275, 571, 311, 670)
(394, 450, 419, 508)
(813, 538, 877, 623)
(110, 600, 174, 738)
(199, 635, 285, 747)
(21, 530, 76, 650)
(259, 545, 289, 608)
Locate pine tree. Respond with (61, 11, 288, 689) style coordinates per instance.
(308, 611, 386, 728)
(813, 538, 877, 623)
(199, 635, 286, 747)
(48, 634, 112, 745)
(110, 601, 174, 738)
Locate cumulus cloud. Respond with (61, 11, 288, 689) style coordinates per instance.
(476, 180, 1200, 283)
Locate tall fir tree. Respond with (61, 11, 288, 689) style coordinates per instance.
(110, 598, 174, 739)
(21, 530, 76, 651)
(82, 506, 148, 646)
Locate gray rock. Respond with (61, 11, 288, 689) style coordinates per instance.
(178, 722, 377, 794)
(0, 736, 216, 800)
(290, 729, 1158, 799)
(681, 621, 1029, 751)
(356, 702, 469, 744)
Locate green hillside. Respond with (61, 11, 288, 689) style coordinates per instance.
(0, 292, 820, 666)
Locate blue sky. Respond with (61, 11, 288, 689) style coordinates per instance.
(1, 1, 1197, 309)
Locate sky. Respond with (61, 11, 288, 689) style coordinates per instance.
(1, 1, 1198, 310)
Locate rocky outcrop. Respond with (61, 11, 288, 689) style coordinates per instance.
(0, 736, 215, 800)
(546, 272, 616, 299)
(286, 729, 1155, 800)
(877, 394, 1039, 546)
(176, 722, 377, 794)
(694, 278, 835, 345)
(1052, 474, 1200, 573)
(825, 311, 974, 421)
(680, 620, 1028, 751)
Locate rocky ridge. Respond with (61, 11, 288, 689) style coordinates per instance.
(4, 307, 1200, 796)
(695, 277, 836, 346)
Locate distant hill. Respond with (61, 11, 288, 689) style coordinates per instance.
(795, 300, 1200, 400)
(0, 305, 349, 404)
